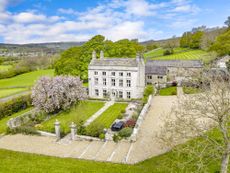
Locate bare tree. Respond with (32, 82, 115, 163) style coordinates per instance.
(158, 73, 230, 173)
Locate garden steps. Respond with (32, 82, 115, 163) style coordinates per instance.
(94, 141, 118, 161)
(84, 101, 114, 126)
(65, 141, 91, 158)
(110, 142, 132, 163)
(80, 141, 104, 159)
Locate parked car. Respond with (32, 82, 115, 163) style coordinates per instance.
(111, 121, 124, 131)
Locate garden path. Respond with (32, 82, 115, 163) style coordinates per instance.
(0, 90, 30, 103)
(0, 96, 176, 164)
(177, 87, 184, 96)
(83, 101, 114, 126)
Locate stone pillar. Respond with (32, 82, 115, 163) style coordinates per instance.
(70, 122, 77, 140)
(92, 50, 96, 59)
(100, 50, 104, 59)
(54, 119, 61, 140)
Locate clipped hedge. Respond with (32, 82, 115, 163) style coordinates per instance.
(0, 94, 32, 120)
(142, 85, 154, 104)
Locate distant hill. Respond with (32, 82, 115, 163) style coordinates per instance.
(141, 27, 227, 49)
(141, 37, 180, 47)
(0, 42, 85, 58)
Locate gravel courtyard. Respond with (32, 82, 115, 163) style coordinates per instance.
(0, 96, 177, 164)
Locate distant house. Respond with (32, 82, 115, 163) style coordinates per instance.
(88, 51, 145, 100)
(146, 60, 203, 84)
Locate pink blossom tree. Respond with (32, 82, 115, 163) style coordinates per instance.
(32, 76, 87, 113)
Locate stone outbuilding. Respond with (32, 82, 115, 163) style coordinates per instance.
(146, 60, 203, 84)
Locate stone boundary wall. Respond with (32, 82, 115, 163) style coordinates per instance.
(129, 95, 153, 142)
(7, 109, 37, 129)
(37, 130, 56, 137)
(74, 134, 102, 141)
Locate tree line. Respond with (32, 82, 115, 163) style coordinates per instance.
(54, 35, 144, 81)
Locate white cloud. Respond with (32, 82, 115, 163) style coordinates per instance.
(100, 21, 145, 41)
(0, 0, 201, 43)
(171, 4, 200, 14)
(58, 8, 79, 15)
(170, 18, 196, 29)
(12, 12, 61, 24)
(0, 0, 8, 12)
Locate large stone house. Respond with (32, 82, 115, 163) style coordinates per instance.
(145, 60, 203, 85)
(88, 51, 145, 100)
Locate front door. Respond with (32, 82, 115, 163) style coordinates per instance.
(110, 90, 117, 100)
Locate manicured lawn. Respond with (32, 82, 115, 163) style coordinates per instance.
(37, 101, 105, 134)
(0, 88, 28, 98)
(0, 65, 12, 71)
(90, 103, 128, 128)
(0, 108, 32, 134)
(0, 69, 54, 89)
(0, 128, 226, 172)
(183, 87, 201, 94)
(159, 87, 177, 96)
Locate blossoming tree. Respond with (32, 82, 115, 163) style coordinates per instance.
(32, 76, 87, 113)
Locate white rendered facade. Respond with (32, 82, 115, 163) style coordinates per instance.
(88, 51, 145, 100)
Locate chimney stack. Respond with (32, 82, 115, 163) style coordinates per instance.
(136, 52, 140, 61)
(92, 50, 96, 60)
(100, 50, 104, 59)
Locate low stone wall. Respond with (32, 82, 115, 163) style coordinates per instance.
(7, 109, 37, 129)
(129, 95, 153, 142)
(75, 134, 102, 141)
(37, 130, 56, 137)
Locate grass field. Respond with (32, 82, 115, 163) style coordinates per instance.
(37, 101, 105, 135)
(144, 47, 189, 58)
(159, 87, 177, 96)
(0, 108, 32, 134)
(0, 65, 12, 72)
(0, 88, 28, 98)
(0, 69, 54, 89)
(145, 48, 209, 62)
(152, 50, 208, 61)
(0, 128, 226, 172)
(89, 103, 128, 128)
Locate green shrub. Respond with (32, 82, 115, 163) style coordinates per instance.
(85, 122, 104, 137)
(6, 126, 40, 136)
(77, 120, 86, 135)
(0, 94, 31, 120)
(113, 134, 121, 143)
(142, 85, 154, 104)
(99, 133, 105, 140)
(132, 113, 139, 121)
(120, 109, 126, 114)
(118, 127, 133, 138)
(163, 49, 174, 56)
(117, 114, 123, 119)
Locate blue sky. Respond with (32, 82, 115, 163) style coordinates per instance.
(0, 0, 229, 44)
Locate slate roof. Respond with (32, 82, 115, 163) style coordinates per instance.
(145, 66, 167, 75)
(89, 58, 138, 67)
(146, 60, 203, 68)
